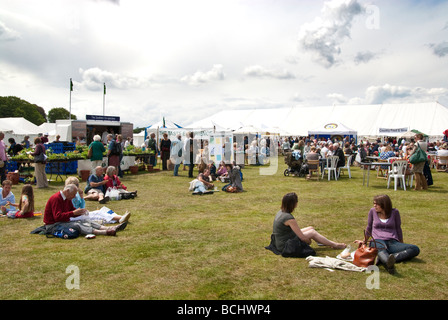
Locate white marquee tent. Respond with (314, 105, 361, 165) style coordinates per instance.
(308, 122, 357, 137)
(0, 117, 41, 135)
(186, 102, 448, 140)
(0, 117, 45, 145)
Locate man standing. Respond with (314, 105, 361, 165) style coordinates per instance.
(186, 131, 194, 178)
(159, 133, 171, 171)
(147, 132, 158, 167)
(0, 132, 8, 183)
(41, 133, 49, 144)
(171, 134, 183, 176)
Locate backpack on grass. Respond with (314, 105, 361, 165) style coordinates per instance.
(50, 225, 80, 239)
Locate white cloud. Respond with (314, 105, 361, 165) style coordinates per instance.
(353, 50, 378, 64)
(243, 65, 295, 80)
(180, 64, 225, 86)
(364, 84, 412, 104)
(327, 93, 348, 104)
(1, 1, 448, 129)
(298, 0, 364, 68)
(343, 84, 448, 105)
(427, 41, 448, 57)
(78, 67, 151, 91)
(0, 20, 20, 41)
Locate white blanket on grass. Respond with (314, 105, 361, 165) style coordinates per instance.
(306, 256, 366, 272)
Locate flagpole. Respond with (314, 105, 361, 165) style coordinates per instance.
(69, 78, 73, 120)
(103, 83, 106, 116)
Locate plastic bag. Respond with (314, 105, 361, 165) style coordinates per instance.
(336, 244, 355, 261)
(105, 187, 120, 200)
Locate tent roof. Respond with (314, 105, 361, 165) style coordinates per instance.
(146, 118, 183, 129)
(39, 122, 57, 135)
(308, 122, 357, 135)
(0, 117, 41, 135)
(233, 124, 265, 134)
(185, 102, 448, 137)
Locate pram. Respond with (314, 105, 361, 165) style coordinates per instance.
(283, 151, 307, 177)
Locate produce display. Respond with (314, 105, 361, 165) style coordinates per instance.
(9, 144, 151, 162)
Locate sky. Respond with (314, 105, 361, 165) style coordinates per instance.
(1, 0, 448, 129)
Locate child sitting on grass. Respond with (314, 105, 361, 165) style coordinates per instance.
(6, 184, 38, 218)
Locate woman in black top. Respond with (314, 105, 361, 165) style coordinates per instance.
(160, 133, 171, 171)
(272, 192, 346, 252)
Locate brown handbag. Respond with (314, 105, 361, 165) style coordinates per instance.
(353, 230, 378, 268)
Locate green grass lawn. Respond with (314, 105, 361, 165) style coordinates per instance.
(1, 158, 447, 300)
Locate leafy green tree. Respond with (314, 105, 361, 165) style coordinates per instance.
(0, 96, 47, 125)
(48, 107, 77, 123)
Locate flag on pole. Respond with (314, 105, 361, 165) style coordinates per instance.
(70, 78, 73, 91)
(104, 83, 106, 95)
(163, 117, 166, 128)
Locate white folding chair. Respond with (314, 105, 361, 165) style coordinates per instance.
(338, 154, 353, 178)
(387, 160, 408, 191)
(322, 156, 339, 181)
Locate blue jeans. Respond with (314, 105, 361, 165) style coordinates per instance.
(372, 239, 420, 261)
(149, 155, 156, 166)
(173, 164, 180, 176)
(194, 182, 206, 193)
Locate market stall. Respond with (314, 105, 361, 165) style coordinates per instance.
(308, 122, 357, 143)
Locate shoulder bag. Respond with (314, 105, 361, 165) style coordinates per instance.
(34, 153, 47, 163)
(409, 144, 427, 164)
(353, 230, 378, 268)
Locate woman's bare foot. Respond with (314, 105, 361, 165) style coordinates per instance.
(332, 243, 347, 250)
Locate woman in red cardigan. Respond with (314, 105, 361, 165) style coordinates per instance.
(104, 166, 127, 190)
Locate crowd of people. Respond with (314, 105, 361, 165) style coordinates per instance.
(1, 165, 132, 238)
(279, 133, 445, 188)
(0, 129, 441, 276)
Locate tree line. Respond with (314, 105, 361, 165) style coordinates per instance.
(0, 96, 77, 125)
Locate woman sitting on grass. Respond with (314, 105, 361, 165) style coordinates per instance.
(104, 166, 127, 190)
(266, 192, 346, 257)
(104, 166, 137, 199)
(216, 161, 228, 182)
(355, 194, 420, 275)
(222, 164, 243, 193)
